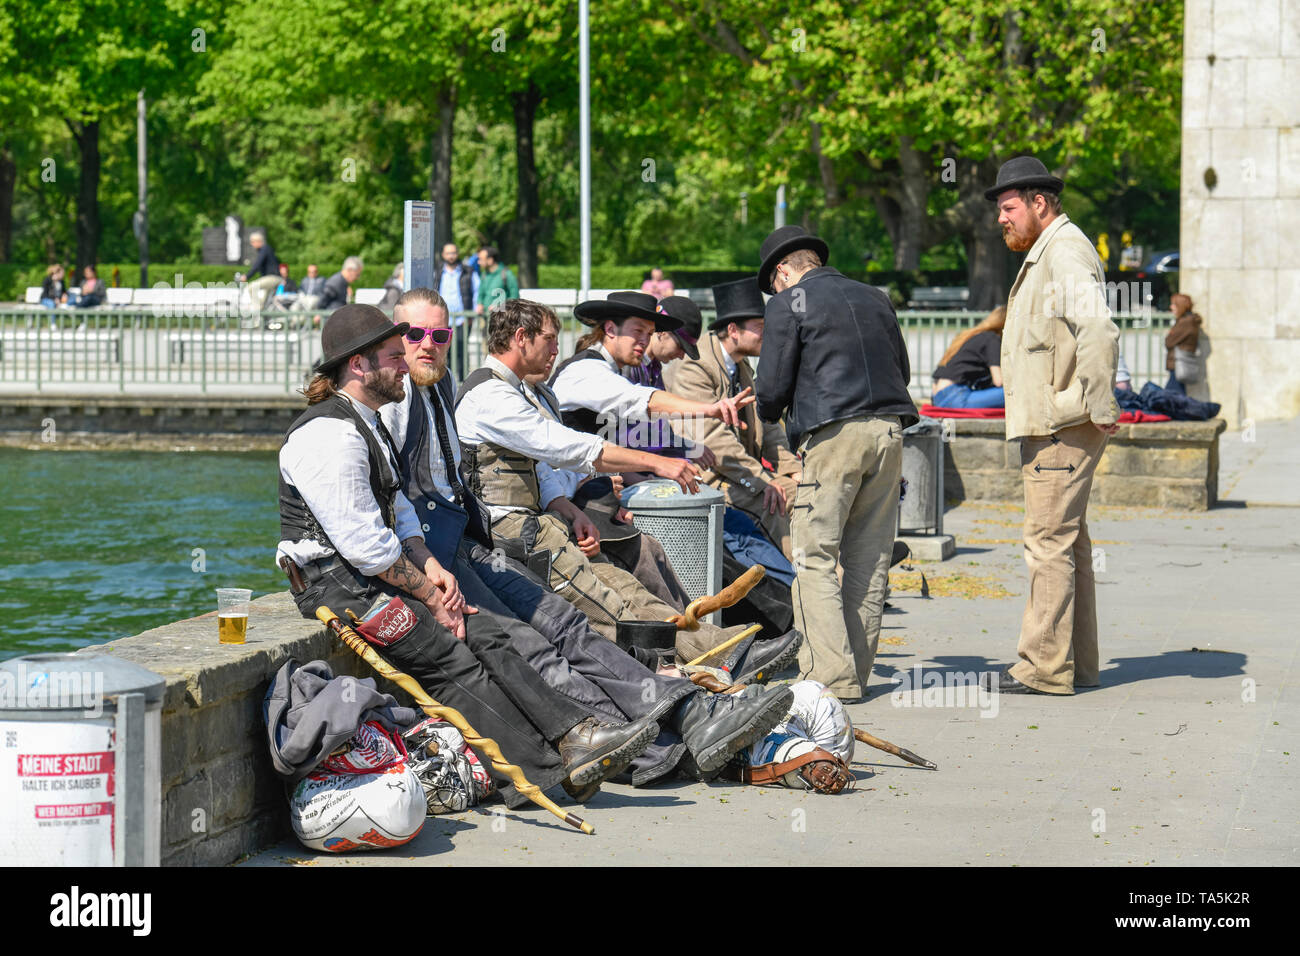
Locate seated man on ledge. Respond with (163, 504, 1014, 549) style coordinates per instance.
(379, 288, 797, 785)
(455, 298, 802, 681)
(276, 304, 659, 805)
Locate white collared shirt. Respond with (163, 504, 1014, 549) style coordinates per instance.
(379, 379, 461, 502)
(454, 356, 604, 519)
(277, 390, 422, 576)
(550, 343, 658, 423)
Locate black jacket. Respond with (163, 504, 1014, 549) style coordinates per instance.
(756, 266, 917, 449)
(318, 271, 351, 310)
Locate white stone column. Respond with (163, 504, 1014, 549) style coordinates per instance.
(1181, 0, 1300, 426)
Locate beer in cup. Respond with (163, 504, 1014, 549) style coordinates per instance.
(216, 588, 252, 644)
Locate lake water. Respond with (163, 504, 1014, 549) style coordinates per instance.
(0, 449, 284, 661)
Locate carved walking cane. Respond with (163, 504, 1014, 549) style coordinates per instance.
(316, 606, 594, 835)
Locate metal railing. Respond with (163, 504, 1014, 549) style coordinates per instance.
(0, 305, 1171, 397)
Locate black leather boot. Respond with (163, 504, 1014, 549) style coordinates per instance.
(731, 629, 803, 685)
(671, 684, 794, 780)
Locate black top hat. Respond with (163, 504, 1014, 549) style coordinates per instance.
(757, 225, 830, 294)
(710, 276, 766, 330)
(315, 304, 410, 374)
(656, 296, 702, 359)
(573, 290, 684, 332)
(983, 156, 1065, 201)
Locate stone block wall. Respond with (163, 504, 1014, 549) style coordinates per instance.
(1181, 0, 1300, 427)
(80, 592, 401, 866)
(940, 418, 1227, 510)
(0, 395, 300, 450)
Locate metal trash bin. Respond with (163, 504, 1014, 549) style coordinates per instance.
(900, 418, 944, 536)
(0, 653, 164, 867)
(621, 479, 725, 625)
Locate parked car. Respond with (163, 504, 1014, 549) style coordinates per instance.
(1136, 249, 1178, 310)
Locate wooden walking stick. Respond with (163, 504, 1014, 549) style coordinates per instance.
(853, 728, 938, 771)
(667, 565, 767, 630)
(316, 606, 595, 835)
(683, 624, 763, 668)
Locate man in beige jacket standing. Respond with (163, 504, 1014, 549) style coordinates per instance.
(663, 277, 803, 558)
(985, 157, 1121, 696)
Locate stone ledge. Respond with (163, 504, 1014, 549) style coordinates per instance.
(79, 591, 404, 866)
(938, 418, 1226, 510)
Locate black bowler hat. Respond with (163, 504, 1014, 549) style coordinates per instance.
(983, 156, 1065, 201)
(657, 296, 702, 359)
(757, 225, 829, 294)
(573, 290, 683, 332)
(710, 276, 766, 330)
(315, 304, 410, 374)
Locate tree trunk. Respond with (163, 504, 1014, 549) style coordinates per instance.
(68, 119, 100, 272)
(966, 221, 1009, 310)
(0, 141, 15, 263)
(889, 137, 930, 270)
(511, 81, 540, 288)
(429, 82, 457, 249)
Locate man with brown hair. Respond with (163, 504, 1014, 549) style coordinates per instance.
(664, 277, 803, 558)
(984, 156, 1120, 696)
(455, 299, 802, 686)
(755, 226, 918, 702)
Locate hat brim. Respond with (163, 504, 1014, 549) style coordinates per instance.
(671, 329, 700, 360)
(708, 309, 764, 332)
(983, 175, 1065, 202)
(758, 235, 830, 294)
(314, 322, 411, 374)
(573, 299, 684, 332)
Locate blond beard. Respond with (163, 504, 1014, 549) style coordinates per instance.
(408, 358, 447, 387)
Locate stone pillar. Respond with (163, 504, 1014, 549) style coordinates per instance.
(1181, 0, 1300, 427)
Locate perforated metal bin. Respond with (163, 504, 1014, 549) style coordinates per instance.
(900, 418, 945, 535)
(620, 479, 725, 625)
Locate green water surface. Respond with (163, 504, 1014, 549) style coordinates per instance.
(0, 448, 283, 660)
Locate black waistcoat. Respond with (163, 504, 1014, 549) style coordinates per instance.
(547, 348, 608, 434)
(279, 394, 399, 575)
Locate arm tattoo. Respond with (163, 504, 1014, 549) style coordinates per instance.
(378, 554, 437, 604)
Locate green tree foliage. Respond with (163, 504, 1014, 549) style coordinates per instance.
(1, 0, 1183, 302)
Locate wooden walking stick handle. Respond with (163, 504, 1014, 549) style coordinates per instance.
(853, 728, 938, 771)
(667, 565, 766, 630)
(316, 606, 594, 834)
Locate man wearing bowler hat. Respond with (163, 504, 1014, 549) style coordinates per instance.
(664, 276, 803, 559)
(982, 156, 1119, 696)
(277, 304, 661, 804)
(755, 227, 918, 702)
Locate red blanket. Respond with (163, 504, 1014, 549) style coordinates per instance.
(918, 404, 1170, 424)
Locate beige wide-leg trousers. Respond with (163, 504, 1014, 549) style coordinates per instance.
(790, 417, 902, 699)
(1009, 421, 1109, 694)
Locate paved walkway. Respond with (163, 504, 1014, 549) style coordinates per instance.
(244, 425, 1299, 867)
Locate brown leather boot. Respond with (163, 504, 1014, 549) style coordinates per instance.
(558, 715, 658, 787)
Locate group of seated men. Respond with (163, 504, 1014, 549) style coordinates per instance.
(275, 280, 814, 806)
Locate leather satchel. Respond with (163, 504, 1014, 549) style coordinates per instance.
(732, 747, 855, 794)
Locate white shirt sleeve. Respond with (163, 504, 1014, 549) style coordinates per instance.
(455, 377, 602, 472)
(552, 359, 657, 422)
(278, 416, 404, 577)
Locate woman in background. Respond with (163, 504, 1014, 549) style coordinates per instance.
(935, 306, 1003, 408)
(931, 306, 1006, 409)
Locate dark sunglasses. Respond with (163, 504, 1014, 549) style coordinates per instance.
(405, 327, 454, 345)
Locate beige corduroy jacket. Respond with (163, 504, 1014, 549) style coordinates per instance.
(663, 332, 801, 496)
(1001, 214, 1121, 440)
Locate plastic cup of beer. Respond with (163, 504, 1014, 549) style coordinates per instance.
(216, 588, 252, 645)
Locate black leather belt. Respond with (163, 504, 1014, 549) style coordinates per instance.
(301, 554, 343, 585)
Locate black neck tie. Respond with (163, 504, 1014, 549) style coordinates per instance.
(426, 384, 466, 504)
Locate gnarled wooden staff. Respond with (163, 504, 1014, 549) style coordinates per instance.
(316, 606, 594, 835)
(667, 565, 767, 631)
